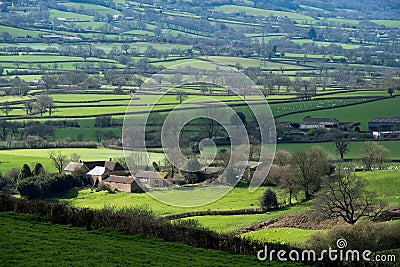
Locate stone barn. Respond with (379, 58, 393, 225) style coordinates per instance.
(103, 175, 140, 192)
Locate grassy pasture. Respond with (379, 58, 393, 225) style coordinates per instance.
(53, 127, 121, 141)
(241, 227, 326, 244)
(361, 170, 400, 208)
(0, 25, 44, 38)
(291, 39, 361, 49)
(0, 212, 276, 267)
(371, 20, 400, 28)
(277, 140, 400, 160)
(61, 2, 121, 16)
(214, 5, 315, 23)
(50, 94, 131, 102)
(315, 91, 389, 98)
(66, 186, 268, 216)
(49, 9, 92, 20)
(279, 97, 400, 130)
(184, 203, 310, 233)
(0, 96, 30, 103)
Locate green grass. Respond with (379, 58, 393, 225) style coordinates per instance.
(0, 96, 31, 103)
(50, 94, 131, 102)
(270, 98, 367, 116)
(361, 170, 400, 208)
(214, 5, 315, 23)
(0, 212, 283, 267)
(65, 186, 268, 216)
(279, 97, 400, 130)
(371, 20, 400, 28)
(53, 127, 121, 141)
(49, 9, 92, 20)
(61, 2, 121, 16)
(184, 203, 310, 233)
(241, 227, 326, 244)
(0, 25, 44, 38)
(291, 39, 360, 49)
(276, 141, 400, 160)
(0, 55, 96, 63)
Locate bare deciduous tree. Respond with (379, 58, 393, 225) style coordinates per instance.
(314, 168, 385, 224)
(292, 146, 329, 200)
(359, 141, 388, 170)
(49, 151, 68, 174)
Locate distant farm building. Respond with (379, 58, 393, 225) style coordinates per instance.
(103, 175, 140, 192)
(135, 171, 170, 188)
(368, 117, 400, 138)
(63, 162, 89, 175)
(299, 117, 339, 129)
(83, 159, 125, 176)
(86, 166, 110, 185)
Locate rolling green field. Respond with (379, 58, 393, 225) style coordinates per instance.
(213, 5, 315, 23)
(184, 203, 310, 233)
(0, 212, 281, 267)
(361, 170, 400, 208)
(277, 141, 400, 160)
(65, 186, 268, 216)
(241, 227, 326, 244)
(279, 97, 400, 130)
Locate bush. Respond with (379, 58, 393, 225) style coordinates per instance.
(259, 188, 278, 210)
(17, 173, 90, 199)
(307, 221, 400, 252)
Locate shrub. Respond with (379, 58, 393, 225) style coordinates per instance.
(259, 188, 278, 210)
(307, 221, 400, 252)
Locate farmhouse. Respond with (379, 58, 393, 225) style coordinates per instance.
(135, 171, 170, 188)
(83, 159, 125, 176)
(87, 166, 110, 185)
(63, 162, 89, 175)
(299, 117, 339, 129)
(103, 175, 140, 192)
(368, 116, 400, 138)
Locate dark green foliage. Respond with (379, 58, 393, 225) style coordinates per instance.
(259, 188, 278, 210)
(94, 115, 112, 128)
(32, 163, 45, 176)
(17, 173, 89, 199)
(307, 221, 400, 253)
(18, 164, 31, 180)
(0, 168, 18, 193)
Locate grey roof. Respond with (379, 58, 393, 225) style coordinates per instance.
(369, 117, 400, 123)
(87, 166, 110, 176)
(64, 162, 89, 172)
(302, 117, 338, 123)
(135, 171, 168, 179)
(83, 161, 125, 171)
(103, 175, 135, 184)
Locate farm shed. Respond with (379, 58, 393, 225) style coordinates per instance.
(64, 162, 89, 175)
(103, 175, 140, 193)
(299, 117, 339, 129)
(135, 171, 170, 188)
